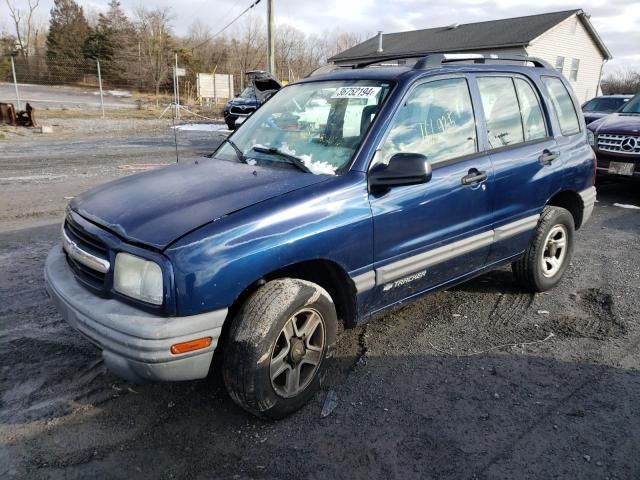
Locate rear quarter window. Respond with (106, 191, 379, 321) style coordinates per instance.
(542, 76, 580, 136)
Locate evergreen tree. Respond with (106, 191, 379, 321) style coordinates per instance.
(94, 1, 138, 87)
(46, 0, 90, 79)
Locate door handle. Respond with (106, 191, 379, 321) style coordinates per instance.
(539, 149, 558, 165)
(461, 170, 488, 185)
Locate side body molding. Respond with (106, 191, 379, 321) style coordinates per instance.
(352, 214, 541, 292)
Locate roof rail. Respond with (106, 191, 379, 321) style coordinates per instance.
(413, 53, 553, 69)
(344, 53, 553, 70)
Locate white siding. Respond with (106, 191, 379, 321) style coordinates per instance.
(526, 14, 606, 103)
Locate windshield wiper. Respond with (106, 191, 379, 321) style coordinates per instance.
(205, 137, 247, 162)
(251, 146, 311, 173)
(227, 138, 249, 163)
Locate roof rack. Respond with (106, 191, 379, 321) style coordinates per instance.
(306, 53, 553, 78)
(350, 53, 553, 70)
(413, 53, 553, 69)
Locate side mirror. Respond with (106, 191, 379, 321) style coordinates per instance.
(369, 153, 432, 189)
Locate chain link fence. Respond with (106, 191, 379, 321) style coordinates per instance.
(0, 54, 237, 121)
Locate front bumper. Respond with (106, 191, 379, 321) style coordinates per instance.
(45, 245, 228, 383)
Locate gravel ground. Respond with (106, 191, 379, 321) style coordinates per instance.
(1, 125, 639, 479)
(0, 119, 228, 230)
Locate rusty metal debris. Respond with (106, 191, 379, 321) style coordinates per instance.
(0, 102, 39, 127)
(0, 102, 16, 126)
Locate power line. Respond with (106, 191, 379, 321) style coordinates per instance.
(191, 0, 262, 50)
(212, 0, 262, 38)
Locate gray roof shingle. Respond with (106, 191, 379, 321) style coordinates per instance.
(330, 9, 610, 63)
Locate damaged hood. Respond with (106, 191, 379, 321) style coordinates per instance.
(71, 157, 329, 250)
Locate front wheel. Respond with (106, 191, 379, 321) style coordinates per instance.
(512, 206, 575, 292)
(223, 278, 337, 419)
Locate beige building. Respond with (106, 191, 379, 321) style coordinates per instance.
(330, 10, 612, 103)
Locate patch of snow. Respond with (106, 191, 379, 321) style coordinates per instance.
(613, 203, 640, 210)
(279, 143, 337, 176)
(107, 90, 131, 97)
(172, 123, 230, 132)
(246, 159, 257, 166)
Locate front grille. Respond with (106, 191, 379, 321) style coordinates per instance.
(597, 134, 640, 155)
(230, 106, 255, 115)
(63, 218, 109, 289)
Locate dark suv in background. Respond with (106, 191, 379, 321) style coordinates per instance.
(582, 94, 631, 125)
(588, 93, 640, 179)
(223, 71, 281, 130)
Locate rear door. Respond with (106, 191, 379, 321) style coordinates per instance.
(367, 76, 493, 312)
(473, 74, 559, 262)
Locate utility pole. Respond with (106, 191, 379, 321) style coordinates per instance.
(267, 0, 275, 74)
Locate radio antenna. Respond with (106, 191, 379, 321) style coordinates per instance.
(171, 103, 179, 163)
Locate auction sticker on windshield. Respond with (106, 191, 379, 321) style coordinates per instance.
(332, 86, 381, 99)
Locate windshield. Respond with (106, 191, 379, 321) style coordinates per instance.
(620, 95, 640, 114)
(215, 80, 392, 175)
(582, 97, 628, 113)
(239, 87, 256, 99)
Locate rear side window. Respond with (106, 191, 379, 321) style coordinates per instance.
(378, 78, 477, 166)
(542, 76, 580, 136)
(514, 79, 547, 141)
(477, 77, 524, 148)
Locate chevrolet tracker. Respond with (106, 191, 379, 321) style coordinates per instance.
(45, 54, 596, 419)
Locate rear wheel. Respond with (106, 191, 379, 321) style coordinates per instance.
(223, 278, 337, 419)
(512, 206, 575, 292)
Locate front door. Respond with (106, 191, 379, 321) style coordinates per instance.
(368, 76, 494, 313)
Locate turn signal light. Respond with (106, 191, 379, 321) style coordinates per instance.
(170, 337, 212, 355)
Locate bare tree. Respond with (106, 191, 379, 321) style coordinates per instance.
(5, 0, 40, 56)
(601, 68, 640, 95)
(135, 7, 175, 100)
(228, 15, 266, 90)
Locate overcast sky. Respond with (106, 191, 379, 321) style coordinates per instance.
(2, 0, 638, 73)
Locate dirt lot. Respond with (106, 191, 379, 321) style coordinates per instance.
(1, 123, 640, 479)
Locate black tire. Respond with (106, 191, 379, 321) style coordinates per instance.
(225, 119, 235, 130)
(223, 278, 337, 419)
(512, 206, 575, 292)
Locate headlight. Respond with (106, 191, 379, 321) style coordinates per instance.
(114, 252, 163, 305)
(587, 130, 595, 146)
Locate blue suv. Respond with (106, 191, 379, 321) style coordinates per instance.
(45, 54, 596, 419)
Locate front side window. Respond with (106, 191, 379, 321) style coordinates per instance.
(477, 77, 524, 148)
(555, 56, 565, 73)
(542, 76, 580, 135)
(215, 80, 392, 175)
(514, 78, 547, 141)
(570, 58, 580, 81)
(378, 78, 477, 166)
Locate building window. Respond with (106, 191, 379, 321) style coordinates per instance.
(570, 58, 580, 81)
(555, 56, 565, 73)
